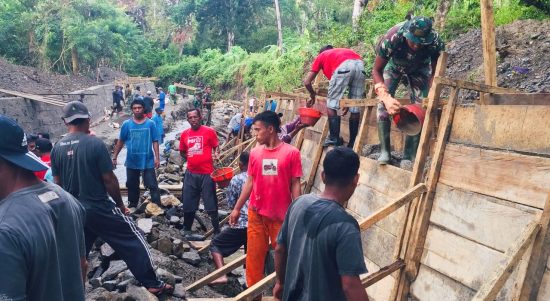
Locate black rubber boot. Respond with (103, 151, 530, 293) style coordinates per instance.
(402, 133, 421, 161)
(347, 117, 360, 148)
(324, 116, 343, 147)
(377, 120, 391, 165)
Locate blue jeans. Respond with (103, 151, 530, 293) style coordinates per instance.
(126, 168, 160, 207)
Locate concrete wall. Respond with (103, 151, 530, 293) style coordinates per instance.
(0, 81, 155, 140)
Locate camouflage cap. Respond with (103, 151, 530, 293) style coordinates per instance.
(195, 88, 203, 94)
(403, 17, 435, 45)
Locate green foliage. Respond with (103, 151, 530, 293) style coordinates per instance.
(495, 0, 549, 26)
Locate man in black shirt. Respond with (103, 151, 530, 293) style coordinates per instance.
(274, 147, 369, 301)
(51, 101, 173, 296)
(143, 90, 155, 119)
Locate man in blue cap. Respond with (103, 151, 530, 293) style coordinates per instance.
(372, 16, 444, 166)
(0, 114, 86, 301)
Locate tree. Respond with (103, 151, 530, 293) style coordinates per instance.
(274, 0, 284, 53)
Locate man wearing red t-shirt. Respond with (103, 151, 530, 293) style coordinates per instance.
(229, 111, 302, 296)
(179, 109, 220, 239)
(304, 45, 366, 147)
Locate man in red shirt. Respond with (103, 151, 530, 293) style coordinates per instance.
(229, 111, 302, 296)
(33, 138, 52, 180)
(179, 109, 220, 239)
(304, 46, 366, 147)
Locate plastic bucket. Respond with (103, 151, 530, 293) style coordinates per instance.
(298, 107, 322, 126)
(392, 104, 426, 136)
(211, 167, 234, 189)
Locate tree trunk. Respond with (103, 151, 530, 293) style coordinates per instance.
(227, 31, 234, 51)
(434, 0, 453, 32)
(71, 47, 78, 75)
(352, 0, 367, 29)
(274, 0, 284, 54)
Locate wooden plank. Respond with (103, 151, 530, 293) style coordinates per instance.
(482, 93, 550, 105)
(439, 144, 550, 209)
(233, 272, 276, 301)
(449, 105, 550, 155)
(358, 183, 426, 231)
(421, 225, 505, 290)
(411, 265, 476, 301)
(361, 260, 405, 287)
(305, 119, 329, 193)
(434, 77, 516, 94)
(430, 184, 540, 252)
(340, 98, 378, 108)
(519, 192, 550, 300)
(471, 222, 540, 301)
(354, 106, 373, 153)
(362, 225, 397, 268)
(185, 254, 246, 291)
(363, 257, 396, 301)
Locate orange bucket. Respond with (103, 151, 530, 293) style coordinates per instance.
(211, 167, 234, 188)
(298, 107, 322, 126)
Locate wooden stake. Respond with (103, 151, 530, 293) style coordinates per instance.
(472, 222, 540, 301)
(519, 192, 550, 300)
(305, 118, 329, 193)
(361, 260, 406, 287)
(185, 254, 246, 291)
(480, 0, 497, 104)
(353, 83, 376, 153)
(233, 272, 276, 301)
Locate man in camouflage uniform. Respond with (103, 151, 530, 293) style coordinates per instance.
(202, 86, 214, 126)
(372, 16, 444, 165)
(193, 89, 203, 110)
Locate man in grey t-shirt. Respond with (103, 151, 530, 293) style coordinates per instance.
(0, 114, 86, 301)
(274, 147, 369, 301)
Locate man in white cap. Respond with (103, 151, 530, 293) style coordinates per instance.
(0, 114, 86, 301)
(143, 90, 155, 119)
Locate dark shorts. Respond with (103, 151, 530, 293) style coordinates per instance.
(112, 102, 123, 112)
(182, 170, 217, 213)
(210, 227, 247, 257)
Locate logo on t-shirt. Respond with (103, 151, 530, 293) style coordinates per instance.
(262, 159, 278, 176)
(187, 136, 204, 157)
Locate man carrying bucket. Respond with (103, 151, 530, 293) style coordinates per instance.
(372, 16, 444, 166)
(304, 45, 366, 147)
(229, 111, 302, 299)
(179, 108, 220, 240)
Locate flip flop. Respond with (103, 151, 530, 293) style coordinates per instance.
(147, 282, 174, 296)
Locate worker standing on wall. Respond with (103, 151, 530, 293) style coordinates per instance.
(304, 46, 366, 148)
(372, 16, 444, 166)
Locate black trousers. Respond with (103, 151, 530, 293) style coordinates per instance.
(82, 200, 160, 288)
(126, 168, 160, 207)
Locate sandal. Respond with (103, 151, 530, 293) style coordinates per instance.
(147, 282, 174, 296)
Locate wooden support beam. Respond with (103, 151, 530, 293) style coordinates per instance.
(434, 77, 516, 94)
(233, 272, 276, 301)
(305, 119, 329, 193)
(219, 138, 255, 161)
(174, 83, 197, 91)
(394, 85, 460, 301)
(391, 52, 448, 301)
(472, 222, 540, 301)
(362, 260, 406, 287)
(353, 84, 376, 153)
(480, 0, 497, 87)
(340, 99, 379, 108)
(519, 192, 550, 300)
(358, 183, 426, 231)
(185, 254, 247, 291)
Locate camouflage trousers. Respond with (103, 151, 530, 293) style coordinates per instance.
(377, 64, 431, 122)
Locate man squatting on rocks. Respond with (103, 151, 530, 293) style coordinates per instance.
(51, 101, 173, 296)
(273, 147, 368, 301)
(209, 151, 251, 285)
(112, 98, 162, 208)
(304, 45, 366, 147)
(274, 147, 369, 301)
(179, 108, 221, 239)
(372, 16, 444, 165)
(0, 114, 87, 301)
(229, 110, 303, 300)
